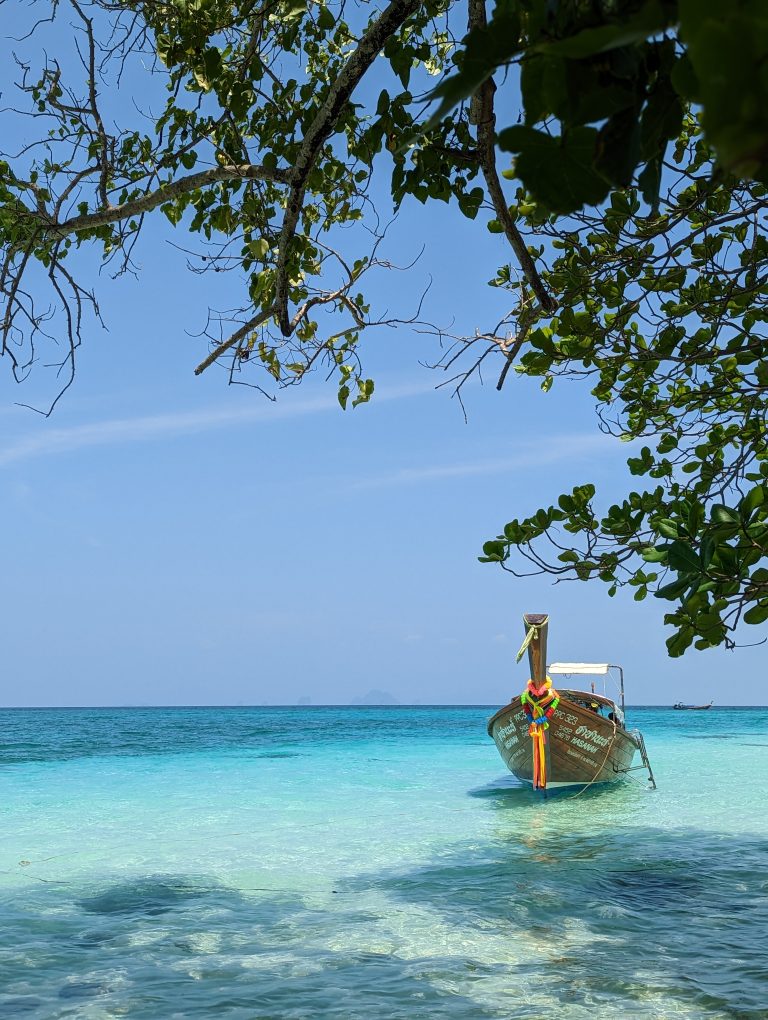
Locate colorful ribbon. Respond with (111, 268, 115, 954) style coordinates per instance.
(521, 677, 560, 790)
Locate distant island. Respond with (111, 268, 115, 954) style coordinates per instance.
(350, 689, 400, 706)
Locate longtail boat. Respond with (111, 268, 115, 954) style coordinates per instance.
(488, 613, 655, 792)
(673, 701, 714, 710)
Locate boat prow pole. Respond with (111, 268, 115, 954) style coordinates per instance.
(518, 614, 551, 793)
(518, 613, 549, 685)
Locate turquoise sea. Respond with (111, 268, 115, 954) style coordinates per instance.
(1, 706, 766, 1019)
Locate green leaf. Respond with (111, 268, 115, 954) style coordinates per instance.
(657, 433, 679, 454)
(655, 576, 693, 600)
(520, 54, 564, 125)
(638, 150, 665, 215)
(640, 74, 684, 161)
(641, 546, 668, 563)
(711, 505, 740, 525)
(670, 52, 701, 102)
(534, 2, 677, 59)
(679, 0, 768, 180)
(740, 485, 765, 518)
(482, 539, 507, 561)
(497, 126, 610, 214)
(656, 519, 679, 539)
(250, 237, 270, 259)
(743, 602, 768, 625)
(667, 626, 695, 657)
(317, 5, 335, 31)
(700, 535, 715, 569)
(667, 540, 701, 573)
(503, 521, 523, 542)
(595, 108, 642, 189)
(352, 377, 375, 407)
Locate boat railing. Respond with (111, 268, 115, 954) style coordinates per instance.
(616, 729, 657, 789)
(548, 662, 626, 714)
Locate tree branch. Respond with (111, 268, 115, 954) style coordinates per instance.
(468, 0, 555, 315)
(273, 0, 421, 336)
(193, 302, 278, 376)
(70, 0, 111, 207)
(33, 163, 291, 238)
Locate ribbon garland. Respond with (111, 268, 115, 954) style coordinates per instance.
(521, 678, 560, 790)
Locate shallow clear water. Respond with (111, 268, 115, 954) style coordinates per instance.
(1, 706, 766, 1018)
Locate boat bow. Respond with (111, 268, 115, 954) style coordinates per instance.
(488, 614, 656, 791)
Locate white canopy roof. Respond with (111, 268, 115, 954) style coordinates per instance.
(548, 662, 611, 676)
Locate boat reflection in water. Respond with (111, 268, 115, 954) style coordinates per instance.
(488, 613, 656, 793)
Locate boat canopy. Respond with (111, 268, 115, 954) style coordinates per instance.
(548, 662, 611, 675)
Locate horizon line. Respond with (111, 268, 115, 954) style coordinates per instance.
(0, 702, 753, 709)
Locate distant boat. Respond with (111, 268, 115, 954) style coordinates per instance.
(488, 613, 655, 792)
(672, 701, 714, 710)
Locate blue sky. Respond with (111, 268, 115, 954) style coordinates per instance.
(1, 11, 764, 707)
(2, 190, 764, 708)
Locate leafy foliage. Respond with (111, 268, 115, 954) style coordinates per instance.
(1, 0, 477, 408)
(477, 110, 768, 656)
(2, 1, 768, 657)
(430, 0, 768, 214)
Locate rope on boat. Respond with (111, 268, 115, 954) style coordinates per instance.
(515, 620, 541, 663)
(565, 718, 619, 800)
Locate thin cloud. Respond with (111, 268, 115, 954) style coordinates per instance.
(351, 433, 617, 489)
(0, 380, 434, 468)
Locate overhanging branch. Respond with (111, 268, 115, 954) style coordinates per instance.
(29, 163, 291, 239)
(193, 302, 278, 376)
(273, 0, 421, 336)
(468, 0, 555, 318)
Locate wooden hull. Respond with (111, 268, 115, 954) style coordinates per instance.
(488, 694, 640, 788)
